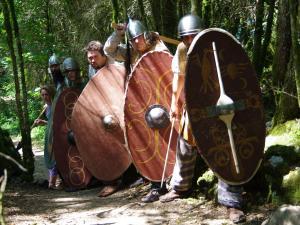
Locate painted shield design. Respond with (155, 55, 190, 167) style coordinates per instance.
(185, 28, 266, 185)
(125, 51, 182, 182)
(52, 88, 92, 189)
(71, 64, 131, 181)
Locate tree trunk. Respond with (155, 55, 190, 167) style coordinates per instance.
(272, 0, 291, 87)
(289, 0, 300, 107)
(161, 0, 177, 38)
(0, 0, 24, 145)
(252, 0, 264, 78)
(272, 0, 300, 126)
(257, 0, 275, 77)
(177, 0, 184, 19)
(149, 0, 162, 33)
(272, 57, 300, 125)
(137, 0, 148, 29)
(1, 0, 34, 181)
(8, 0, 34, 181)
(191, 0, 201, 16)
(202, 0, 211, 28)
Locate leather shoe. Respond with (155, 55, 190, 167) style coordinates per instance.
(141, 190, 160, 203)
(228, 207, 246, 224)
(160, 189, 190, 203)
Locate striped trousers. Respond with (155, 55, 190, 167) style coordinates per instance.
(170, 135, 244, 209)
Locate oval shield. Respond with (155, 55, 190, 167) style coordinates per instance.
(185, 28, 266, 185)
(125, 51, 182, 182)
(71, 64, 131, 181)
(52, 88, 92, 189)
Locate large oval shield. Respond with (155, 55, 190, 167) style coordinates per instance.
(71, 64, 131, 181)
(52, 88, 92, 189)
(125, 51, 181, 182)
(185, 28, 266, 185)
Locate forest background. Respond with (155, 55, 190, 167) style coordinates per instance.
(0, 0, 299, 184)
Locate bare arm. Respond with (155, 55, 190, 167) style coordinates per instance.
(170, 42, 187, 119)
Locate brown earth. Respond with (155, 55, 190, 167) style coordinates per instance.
(4, 148, 275, 225)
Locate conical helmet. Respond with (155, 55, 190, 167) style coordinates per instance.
(48, 53, 60, 66)
(62, 57, 79, 72)
(178, 14, 203, 38)
(126, 18, 147, 40)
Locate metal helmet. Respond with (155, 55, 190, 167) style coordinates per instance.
(126, 18, 147, 40)
(48, 53, 60, 66)
(178, 14, 203, 38)
(62, 57, 79, 72)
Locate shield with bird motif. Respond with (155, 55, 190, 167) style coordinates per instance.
(185, 28, 266, 185)
(71, 64, 132, 181)
(124, 51, 184, 182)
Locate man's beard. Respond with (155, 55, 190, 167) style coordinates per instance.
(52, 70, 64, 87)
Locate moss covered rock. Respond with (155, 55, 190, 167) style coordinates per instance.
(282, 168, 300, 204)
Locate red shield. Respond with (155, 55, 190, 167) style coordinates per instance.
(52, 88, 92, 189)
(185, 28, 266, 185)
(71, 64, 131, 181)
(125, 51, 182, 182)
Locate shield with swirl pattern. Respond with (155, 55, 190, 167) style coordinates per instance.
(185, 28, 266, 185)
(125, 51, 183, 182)
(52, 88, 92, 189)
(71, 64, 131, 181)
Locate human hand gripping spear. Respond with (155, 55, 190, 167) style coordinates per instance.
(16, 104, 47, 150)
(212, 42, 240, 174)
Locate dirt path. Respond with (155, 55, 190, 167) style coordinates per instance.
(4, 148, 272, 225)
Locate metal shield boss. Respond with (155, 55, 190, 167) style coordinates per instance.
(125, 51, 183, 182)
(52, 88, 92, 189)
(185, 28, 266, 185)
(71, 64, 131, 181)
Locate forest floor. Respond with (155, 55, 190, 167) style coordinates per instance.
(4, 147, 276, 225)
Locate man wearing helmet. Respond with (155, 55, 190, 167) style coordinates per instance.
(104, 18, 168, 66)
(62, 57, 85, 90)
(104, 19, 170, 203)
(48, 53, 65, 90)
(84, 41, 115, 79)
(159, 14, 246, 224)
